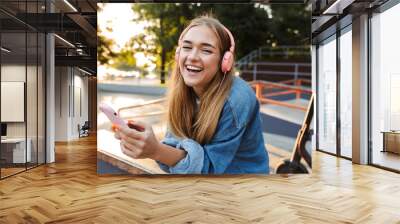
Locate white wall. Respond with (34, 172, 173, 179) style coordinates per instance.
(1, 65, 26, 143)
(55, 66, 70, 141)
(54, 67, 89, 141)
(1, 65, 29, 137)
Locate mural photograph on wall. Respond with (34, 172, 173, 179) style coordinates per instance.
(97, 3, 312, 175)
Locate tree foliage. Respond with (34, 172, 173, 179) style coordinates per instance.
(97, 27, 117, 65)
(97, 4, 117, 66)
(99, 3, 311, 83)
(132, 4, 188, 83)
(268, 5, 311, 46)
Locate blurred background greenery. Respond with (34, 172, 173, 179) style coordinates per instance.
(97, 3, 311, 84)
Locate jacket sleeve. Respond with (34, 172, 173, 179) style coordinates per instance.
(157, 132, 205, 174)
(157, 101, 247, 174)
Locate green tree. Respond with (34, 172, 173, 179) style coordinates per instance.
(132, 4, 188, 84)
(97, 27, 117, 65)
(97, 4, 117, 66)
(113, 48, 137, 71)
(191, 3, 271, 58)
(268, 4, 311, 46)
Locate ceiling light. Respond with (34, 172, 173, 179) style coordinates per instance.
(63, 0, 78, 12)
(322, 0, 354, 15)
(1, 47, 11, 53)
(78, 67, 92, 76)
(54, 34, 75, 48)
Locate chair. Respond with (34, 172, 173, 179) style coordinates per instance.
(79, 121, 90, 138)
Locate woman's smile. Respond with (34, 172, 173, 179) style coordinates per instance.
(184, 64, 204, 76)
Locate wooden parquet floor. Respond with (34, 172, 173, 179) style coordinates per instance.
(1, 135, 400, 223)
(1, 167, 26, 177)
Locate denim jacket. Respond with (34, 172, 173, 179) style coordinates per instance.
(158, 77, 269, 174)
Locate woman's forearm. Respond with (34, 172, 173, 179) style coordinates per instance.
(153, 142, 187, 167)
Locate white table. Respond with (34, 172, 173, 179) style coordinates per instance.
(97, 129, 165, 174)
(1, 138, 31, 163)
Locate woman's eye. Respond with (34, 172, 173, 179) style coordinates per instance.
(202, 49, 212, 53)
(182, 46, 191, 50)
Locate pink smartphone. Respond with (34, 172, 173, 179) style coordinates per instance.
(99, 103, 127, 128)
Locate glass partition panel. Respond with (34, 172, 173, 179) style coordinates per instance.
(371, 3, 400, 171)
(38, 32, 45, 165)
(339, 27, 352, 158)
(1, 31, 27, 178)
(317, 35, 337, 154)
(0, 0, 46, 179)
(27, 30, 38, 169)
(26, 0, 39, 169)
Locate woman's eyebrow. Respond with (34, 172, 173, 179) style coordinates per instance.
(182, 40, 216, 49)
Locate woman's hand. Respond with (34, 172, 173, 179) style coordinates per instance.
(114, 120, 187, 166)
(115, 120, 161, 160)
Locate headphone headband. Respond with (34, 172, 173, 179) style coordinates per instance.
(222, 26, 235, 55)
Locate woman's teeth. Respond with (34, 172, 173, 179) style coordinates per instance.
(186, 65, 203, 72)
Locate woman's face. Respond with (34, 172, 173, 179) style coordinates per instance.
(178, 25, 221, 96)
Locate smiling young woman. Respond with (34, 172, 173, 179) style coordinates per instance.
(115, 15, 269, 174)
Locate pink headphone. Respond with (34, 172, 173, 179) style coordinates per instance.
(175, 24, 235, 74)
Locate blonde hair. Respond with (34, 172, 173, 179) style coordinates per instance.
(167, 15, 234, 145)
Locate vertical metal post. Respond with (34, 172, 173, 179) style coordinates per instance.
(256, 83, 262, 100)
(352, 14, 369, 164)
(46, 0, 55, 163)
(337, 28, 341, 157)
(316, 44, 320, 151)
(24, 82, 27, 169)
(253, 63, 257, 81)
(367, 11, 373, 165)
(295, 64, 300, 99)
(0, 18, 2, 179)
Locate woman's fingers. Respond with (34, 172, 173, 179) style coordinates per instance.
(117, 120, 158, 160)
(111, 124, 119, 132)
(121, 138, 143, 152)
(121, 135, 143, 149)
(114, 131, 121, 140)
(120, 142, 139, 159)
(119, 126, 144, 140)
(127, 120, 146, 132)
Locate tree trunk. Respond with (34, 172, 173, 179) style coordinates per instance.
(160, 12, 165, 84)
(161, 49, 166, 84)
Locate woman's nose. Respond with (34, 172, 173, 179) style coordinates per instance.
(187, 49, 200, 61)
